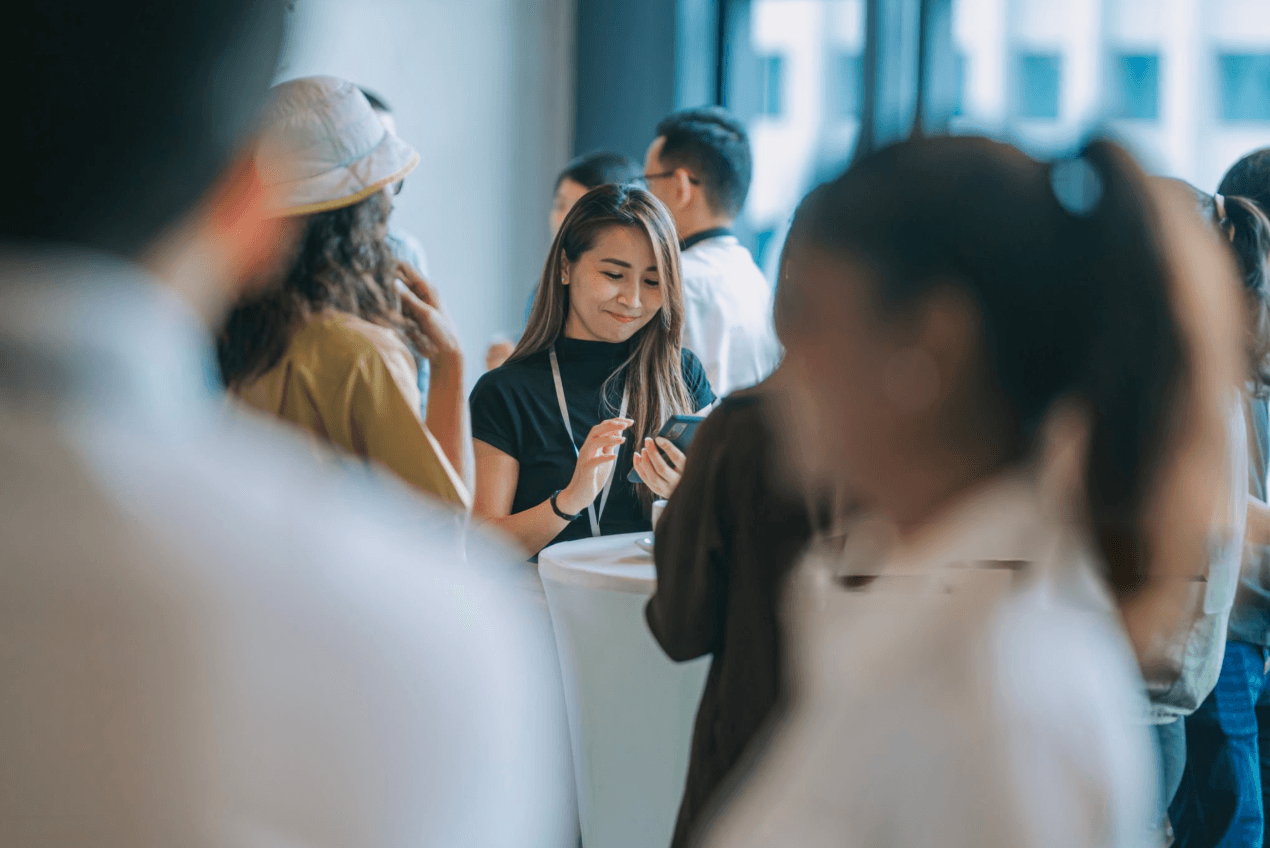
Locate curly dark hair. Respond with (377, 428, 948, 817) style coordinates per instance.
(217, 191, 419, 387)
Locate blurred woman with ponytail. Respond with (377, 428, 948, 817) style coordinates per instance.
(694, 136, 1242, 848)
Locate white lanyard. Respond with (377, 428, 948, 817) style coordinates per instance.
(549, 345, 628, 537)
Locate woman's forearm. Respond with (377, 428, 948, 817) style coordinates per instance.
(426, 357, 472, 488)
(476, 499, 577, 556)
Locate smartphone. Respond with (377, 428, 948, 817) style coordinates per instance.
(627, 414, 705, 483)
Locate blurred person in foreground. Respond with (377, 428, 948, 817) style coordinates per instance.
(219, 76, 471, 506)
(1169, 156, 1270, 848)
(643, 107, 781, 395)
(361, 85, 434, 418)
(0, 4, 571, 847)
(485, 151, 643, 372)
(695, 136, 1242, 848)
(1139, 180, 1270, 843)
(645, 366, 838, 848)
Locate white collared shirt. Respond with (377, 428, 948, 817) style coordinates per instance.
(0, 250, 572, 848)
(699, 475, 1155, 848)
(679, 234, 781, 396)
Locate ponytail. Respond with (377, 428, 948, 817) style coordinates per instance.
(1064, 140, 1186, 596)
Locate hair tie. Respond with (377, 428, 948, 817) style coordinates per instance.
(1049, 156, 1104, 218)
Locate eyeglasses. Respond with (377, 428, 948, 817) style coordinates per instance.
(643, 170, 700, 185)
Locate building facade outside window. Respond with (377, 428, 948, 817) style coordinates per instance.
(729, 0, 1270, 281)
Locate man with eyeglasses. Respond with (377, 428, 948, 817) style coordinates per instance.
(643, 107, 781, 396)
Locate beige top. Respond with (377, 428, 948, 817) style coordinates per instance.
(235, 311, 469, 508)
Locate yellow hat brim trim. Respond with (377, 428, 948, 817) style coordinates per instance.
(269, 150, 421, 218)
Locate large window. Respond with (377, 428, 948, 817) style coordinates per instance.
(725, 0, 866, 275)
(726, 0, 1270, 280)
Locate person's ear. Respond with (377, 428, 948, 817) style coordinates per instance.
(561, 259, 571, 287)
(672, 168, 695, 210)
(880, 284, 979, 413)
(141, 152, 300, 320)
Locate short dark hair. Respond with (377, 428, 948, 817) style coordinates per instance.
(4, 1, 286, 258)
(654, 107, 752, 220)
(359, 87, 392, 114)
(1218, 148, 1270, 213)
(556, 152, 642, 192)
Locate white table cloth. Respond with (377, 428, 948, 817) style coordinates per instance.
(539, 532, 711, 848)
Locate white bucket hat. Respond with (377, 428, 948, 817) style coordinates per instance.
(255, 76, 419, 217)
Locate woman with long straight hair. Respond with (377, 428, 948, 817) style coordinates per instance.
(470, 183, 715, 555)
(696, 136, 1243, 848)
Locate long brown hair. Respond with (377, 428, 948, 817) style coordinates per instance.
(513, 183, 694, 505)
(217, 191, 419, 387)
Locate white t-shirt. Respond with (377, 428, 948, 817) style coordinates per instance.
(699, 475, 1155, 848)
(679, 233, 781, 397)
(0, 251, 573, 848)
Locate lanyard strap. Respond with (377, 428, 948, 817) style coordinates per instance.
(550, 346, 628, 537)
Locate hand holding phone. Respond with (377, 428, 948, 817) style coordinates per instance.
(628, 414, 703, 485)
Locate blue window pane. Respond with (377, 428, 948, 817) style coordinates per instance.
(1113, 54, 1159, 120)
(832, 52, 863, 117)
(1219, 54, 1270, 122)
(1015, 53, 1062, 120)
(953, 54, 967, 116)
(760, 55, 784, 117)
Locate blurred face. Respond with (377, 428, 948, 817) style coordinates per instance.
(772, 243, 983, 524)
(773, 245, 907, 502)
(562, 225, 664, 343)
(550, 177, 590, 237)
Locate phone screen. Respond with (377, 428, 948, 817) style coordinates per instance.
(627, 415, 704, 484)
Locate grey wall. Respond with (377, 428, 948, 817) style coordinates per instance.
(573, 0, 722, 163)
(279, 0, 576, 388)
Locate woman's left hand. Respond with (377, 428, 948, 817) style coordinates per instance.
(633, 437, 686, 499)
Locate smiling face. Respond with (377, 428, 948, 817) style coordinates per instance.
(561, 224, 664, 343)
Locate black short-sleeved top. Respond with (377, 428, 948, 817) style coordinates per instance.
(470, 336, 715, 548)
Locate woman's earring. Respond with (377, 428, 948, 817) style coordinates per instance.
(881, 347, 941, 412)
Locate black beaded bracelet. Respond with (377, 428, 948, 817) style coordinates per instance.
(550, 489, 582, 522)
